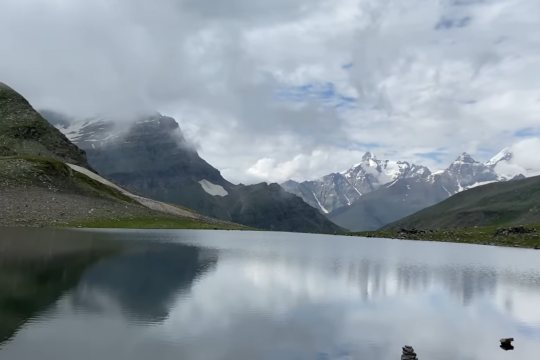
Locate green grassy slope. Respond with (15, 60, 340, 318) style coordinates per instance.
(0, 82, 89, 167)
(384, 175, 540, 230)
(0, 156, 247, 229)
(0, 156, 136, 203)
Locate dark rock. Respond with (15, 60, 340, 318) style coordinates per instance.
(401, 345, 418, 360)
(500, 337, 514, 351)
(399, 228, 426, 236)
(494, 226, 536, 237)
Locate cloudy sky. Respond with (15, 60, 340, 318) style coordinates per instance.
(1, 0, 540, 183)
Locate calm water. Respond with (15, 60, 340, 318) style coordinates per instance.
(1, 229, 540, 360)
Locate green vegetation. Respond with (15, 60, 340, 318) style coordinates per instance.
(0, 156, 134, 203)
(352, 224, 540, 249)
(384, 175, 540, 231)
(0, 82, 88, 167)
(68, 216, 250, 230)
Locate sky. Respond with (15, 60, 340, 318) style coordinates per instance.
(1, 0, 540, 184)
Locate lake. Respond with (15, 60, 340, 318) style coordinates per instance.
(1, 228, 540, 360)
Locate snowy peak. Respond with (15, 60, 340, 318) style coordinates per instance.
(487, 148, 513, 166)
(434, 152, 498, 193)
(284, 146, 536, 230)
(283, 153, 430, 214)
(361, 151, 375, 162)
(453, 152, 477, 164)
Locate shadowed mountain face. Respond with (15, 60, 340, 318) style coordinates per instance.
(0, 83, 89, 168)
(385, 175, 540, 230)
(328, 177, 450, 231)
(43, 112, 342, 233)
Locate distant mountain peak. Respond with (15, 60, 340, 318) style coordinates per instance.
(284, 153, 432, 214)
(362, 151, 375, 161)
(134, 114, 179, 131)
(454, 152, 477, 164)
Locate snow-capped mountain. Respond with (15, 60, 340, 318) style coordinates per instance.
(432, 152, 500, 195)
(284, 150, 529, 231)
(282, 152, 431, 214)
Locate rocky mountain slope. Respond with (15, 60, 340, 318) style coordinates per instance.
(284, 151, 529, 231)
(43, 112, 342, 233)
(0, 82, 239, 229)
(282, 152, 431, 213)
(383, 174, 540, 230)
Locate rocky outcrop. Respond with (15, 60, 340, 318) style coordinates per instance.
(401, 346, 418, 360)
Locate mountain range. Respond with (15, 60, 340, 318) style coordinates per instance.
(42, 111, 342, 233)
(282, 150, 530, 231)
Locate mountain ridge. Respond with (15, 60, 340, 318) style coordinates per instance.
(43, 112, 343, 234)
(0, 83, 89, 168)
(284, 149, 532, 231)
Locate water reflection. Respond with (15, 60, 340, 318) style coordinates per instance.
(0, 228, 116, 344)
(1, 230, 540, 360)
(71, 243, 217, 322)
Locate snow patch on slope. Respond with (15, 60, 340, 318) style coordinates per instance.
(199, 179, 228, 197)
(312, 191, 329, 214)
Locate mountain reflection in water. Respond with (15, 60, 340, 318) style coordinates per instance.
(71, 243, 217, 322)
(1, 229, 540, 360)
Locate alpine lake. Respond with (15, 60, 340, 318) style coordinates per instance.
(1, 228, 539, 360)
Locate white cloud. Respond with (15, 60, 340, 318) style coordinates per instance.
(1, 0, 539, 183)
(505, 138, 540, 176)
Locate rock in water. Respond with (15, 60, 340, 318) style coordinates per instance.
(500, 338, 514, 351)
(401, 345, 418, 360)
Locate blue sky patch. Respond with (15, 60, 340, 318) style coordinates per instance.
(514, 127, 540, 137)
(415, 150, 448, 162)
(277, 82, 357, 110)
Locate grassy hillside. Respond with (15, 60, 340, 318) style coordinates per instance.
(0, 82, 89, 167)
(0, 156, 246, 229)
(384, 175, 540, 230)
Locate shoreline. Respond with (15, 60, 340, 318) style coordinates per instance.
(350, 225, 540, 250)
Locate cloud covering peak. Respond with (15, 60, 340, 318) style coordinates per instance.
(1, 0, 539, 183)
